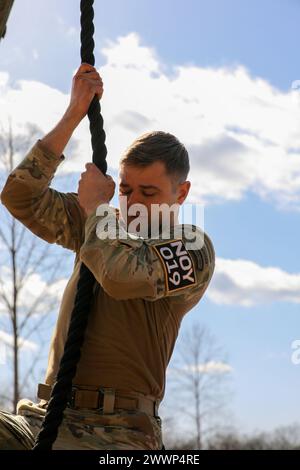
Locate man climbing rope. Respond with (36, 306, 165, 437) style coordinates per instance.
(0, 63, 215, 450)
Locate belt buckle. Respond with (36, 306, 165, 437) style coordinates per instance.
(67, 386, 106, 410)
(98, 387, 116, 414)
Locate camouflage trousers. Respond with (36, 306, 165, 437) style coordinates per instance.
(0, 399, 163, 450)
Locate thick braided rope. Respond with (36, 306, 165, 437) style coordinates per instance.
(33, 0, 107, 450)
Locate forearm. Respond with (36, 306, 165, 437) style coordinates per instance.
(0, 140, 85, 251)
(39, 105, 82, 158)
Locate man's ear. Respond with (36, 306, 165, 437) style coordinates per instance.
(177, 181, 191, 204)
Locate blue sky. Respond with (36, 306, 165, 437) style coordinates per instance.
(1, 0, 300, 438)
(3, 0, 300, 91)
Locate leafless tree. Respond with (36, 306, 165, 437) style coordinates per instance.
(0, 119, 73, 412)
(207, 423, 300, 450)
(164, 322, 233, 449)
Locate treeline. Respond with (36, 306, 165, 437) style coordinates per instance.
(165, 424, 300, 450)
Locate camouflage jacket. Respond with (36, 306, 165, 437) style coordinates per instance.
(0, 140, 215, 401)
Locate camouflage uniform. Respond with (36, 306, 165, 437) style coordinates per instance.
(0, 401, 163, 450)
(0, 140, 215, 450)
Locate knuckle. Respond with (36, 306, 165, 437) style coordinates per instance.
(81, 62, 95, 70)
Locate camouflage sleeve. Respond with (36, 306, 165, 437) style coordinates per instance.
(0, 139, 86, 252)
(79, 206, 215, 301)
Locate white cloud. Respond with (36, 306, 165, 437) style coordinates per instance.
(0, 265, 68, 316)
(0, 329, 37, 351)
(101, 32, 161, 74)
(167, 361, 233, 376)
(0, 71, 70, 134)
(208, 258, 300, 306)
(18, 273, 68, 313)
(56, 15, 79, 39)
(1, 32, 300, 209)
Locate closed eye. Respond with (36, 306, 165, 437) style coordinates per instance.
(119, 190, 156, 197)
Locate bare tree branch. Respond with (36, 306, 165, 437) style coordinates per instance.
(0, 121, 73, 412)
(166, 322, 232, 449)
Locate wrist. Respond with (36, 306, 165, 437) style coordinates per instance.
(85, 200, 110, 217)
(63, 105, 84, 128)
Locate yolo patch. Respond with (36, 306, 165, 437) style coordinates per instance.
(153, 239, 196, 293)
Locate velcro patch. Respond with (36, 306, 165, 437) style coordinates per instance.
(152, 239, 196, 293)
(190, 249, 204, 271)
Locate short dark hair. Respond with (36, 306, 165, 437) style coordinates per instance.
(120, 131, 190, 185)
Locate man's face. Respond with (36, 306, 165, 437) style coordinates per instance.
(118, 161, 190, 235)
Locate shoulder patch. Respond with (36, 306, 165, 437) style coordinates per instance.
(190, 249, 204, 271)
(152, 239, 196, 293)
